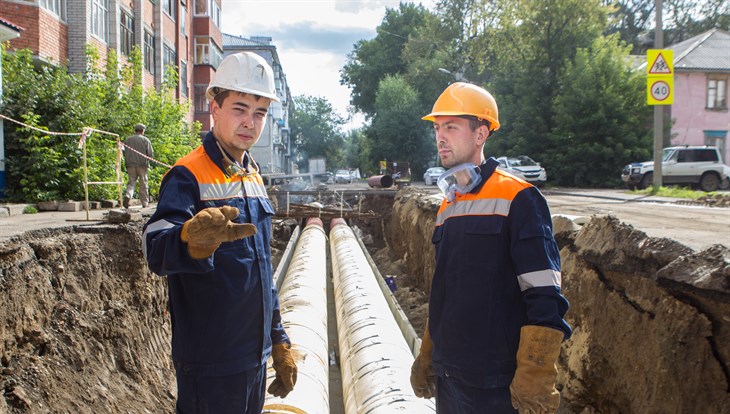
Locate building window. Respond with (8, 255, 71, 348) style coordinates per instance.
(162, 0, 177, 20)
(194, 37, 222, 68)
(195, 85, 209, 112)
(211, 1, 221, 27)
(707, 78, 727, 110)
(705, 131, 727, 162)
(195, 0, 208, 15)
(144, 30, 155, 75)
(40, 0, 66, 21)
(180, 61, 188, 97)
(91, 0, 109, 42)
(180, 6, 187, 37)
(163, 43, 177, 71)
(120, 10, 134, 56)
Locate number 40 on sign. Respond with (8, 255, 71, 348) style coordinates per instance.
(646, 49, 674, 105)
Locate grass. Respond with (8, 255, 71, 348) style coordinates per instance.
(630, 186, 721, 199)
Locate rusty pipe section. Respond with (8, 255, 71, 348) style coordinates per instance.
(367, 174, 394, 188)
(264, 218, 329, 414)
(329, 218, 436, 414)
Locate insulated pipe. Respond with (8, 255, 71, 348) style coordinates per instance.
(329, 218, 436, 414)
(264, 217, 329, 414)
(367, 174, 394, 188)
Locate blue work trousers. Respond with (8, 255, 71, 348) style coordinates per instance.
(175, 364, 267, 414)
(436, 375, 517, 414)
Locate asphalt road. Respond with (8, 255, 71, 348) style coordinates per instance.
(1, 185, 728, 252)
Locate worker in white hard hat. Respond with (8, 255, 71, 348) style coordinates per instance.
(142, 52, 296, 413)
(410, 83, 571, 413)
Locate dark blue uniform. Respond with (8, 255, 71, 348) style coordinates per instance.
(143, 132, 288, 413)
(430, 158, 571, 413)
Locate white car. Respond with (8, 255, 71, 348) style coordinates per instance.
(621, 146, 730, 192)
(334, 169, 352, 184)
(423, 167, 446, 185)
(496, 156, 547, 185)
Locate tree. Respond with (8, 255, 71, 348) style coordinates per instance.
(289, 95, 346, 169)
(549, 35, 652, 187)
(484, 0, 608, 166)
(369, 75, 434, 177)
(602, 0, 729, 53)
(340, 2, 433, 117)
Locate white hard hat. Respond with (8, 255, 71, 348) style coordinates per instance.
(206, 52, 280, 102)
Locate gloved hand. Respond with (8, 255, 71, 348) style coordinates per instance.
(180, 206, 257, 259)
(267, 343, 297, 398)
(510, 325, 564, 414)
(410, 323, 435, 399)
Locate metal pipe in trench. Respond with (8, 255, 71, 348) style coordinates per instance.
(329, 218, 436, 414)
(263, 218, 329, 414)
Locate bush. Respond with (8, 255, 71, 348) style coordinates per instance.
(1, 45, 199, 203)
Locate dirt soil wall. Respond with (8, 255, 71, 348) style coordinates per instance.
(0, 225, 175, 413)
(386, 188, 730, 414)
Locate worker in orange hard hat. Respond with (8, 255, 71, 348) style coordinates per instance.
(411, 82, 571, 413)
(143, 52, 296, 413)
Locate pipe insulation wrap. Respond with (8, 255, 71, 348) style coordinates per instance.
(329, 221, 436, 414)
(264, 219, 329, 414)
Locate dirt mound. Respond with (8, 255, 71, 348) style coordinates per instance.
(0, 224, 175, 413)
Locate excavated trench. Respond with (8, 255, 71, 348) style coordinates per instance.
(0, 188, 728, 413)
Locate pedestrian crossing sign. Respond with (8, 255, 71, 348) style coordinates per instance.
(647, 49, 673, 75)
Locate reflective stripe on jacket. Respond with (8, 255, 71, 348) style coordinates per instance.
(429, 158, 571, 388)
(142, 132, 288, 376)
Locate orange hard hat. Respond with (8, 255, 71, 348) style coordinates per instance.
(422, 82, 500, 131)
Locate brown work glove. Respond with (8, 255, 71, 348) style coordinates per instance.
(410, 323, 435, 399)
(267, 343, 297, 398)
(180, 206, 257, 259)
(510, 325, 564, 414)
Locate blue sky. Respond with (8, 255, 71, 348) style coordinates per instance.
(221, 0, 436, 130)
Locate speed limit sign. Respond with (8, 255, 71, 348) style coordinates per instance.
(647, 76, 674, 105)
(651, 80, 670, 101)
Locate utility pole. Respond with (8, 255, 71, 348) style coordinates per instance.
(652, 0, 664, 190)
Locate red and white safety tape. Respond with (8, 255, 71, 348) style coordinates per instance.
(1, 113, 173, 169)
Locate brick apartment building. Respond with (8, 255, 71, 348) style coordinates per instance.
(0, 0, 224, 130)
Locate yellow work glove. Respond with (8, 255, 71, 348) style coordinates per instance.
(268, 343, 297, 398)
(510, 325, 564, 414)
(180, 206, 257, 259)
(410, 323, 435, 399)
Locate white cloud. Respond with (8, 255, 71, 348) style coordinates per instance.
(221, 0, 434, 130)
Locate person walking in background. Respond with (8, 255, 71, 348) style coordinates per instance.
(142, 52, 296, 413)
(410, 82, 572, 413)
(123, 123, 153, 208)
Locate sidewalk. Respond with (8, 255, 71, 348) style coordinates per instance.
(543, 188, 684, 204)
(0, 202, 155, 242)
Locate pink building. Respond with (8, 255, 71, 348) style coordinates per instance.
(670, 29, 730, 164)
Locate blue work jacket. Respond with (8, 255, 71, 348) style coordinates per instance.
(429, 158, 571, 388)
(143, 132, 289, 376)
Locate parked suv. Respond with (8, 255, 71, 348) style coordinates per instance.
(621, 146, 730, 192)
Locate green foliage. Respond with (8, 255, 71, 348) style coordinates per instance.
(336, 0, 723, 188)
(604, 0, 730, 53)
(369, 75, 435, 177)
(23, 205, 38, 214)
(548, 34, 652, 187)
(289, 95, 346, 169)
(340, 3, 433, 117)
(632, 186, 721, 199)
(1, 45, 198, 202)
